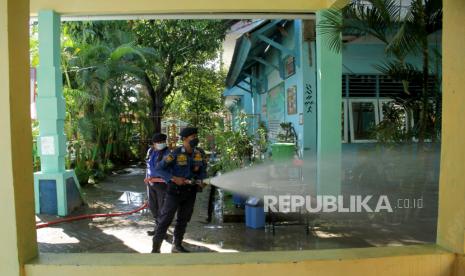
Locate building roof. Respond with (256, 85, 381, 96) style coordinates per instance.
(225, 19, 288, 89)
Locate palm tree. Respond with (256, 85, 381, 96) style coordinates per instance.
(318, 0, 442, 145)
(64, 27, 155, 180)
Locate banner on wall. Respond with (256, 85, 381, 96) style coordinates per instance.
(267, 83, 285, 141)
(287, 85, 297, 115)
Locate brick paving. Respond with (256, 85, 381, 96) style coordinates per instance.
(36, 166, 437, 254)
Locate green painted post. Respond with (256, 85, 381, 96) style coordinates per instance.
(37, 10, 66, 173)
(315, 11, 342, 195)
(34, 10, 81, 216)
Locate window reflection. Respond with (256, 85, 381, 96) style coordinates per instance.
(350, 101, 378, 142)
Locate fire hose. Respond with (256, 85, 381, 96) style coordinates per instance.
(36, 177, 160, 229)
(36, 202, 148, 229)
(36, 178, 207, 229)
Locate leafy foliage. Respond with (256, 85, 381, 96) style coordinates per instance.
(318, 0, 442, 145)
(371, 102, 412, 144)
(163, 65, 226, 131)
(131, 20, 229, 132)
(30, 20, 228, 184)
(213, 113, 254, 172)
(254, 121, 269, 160)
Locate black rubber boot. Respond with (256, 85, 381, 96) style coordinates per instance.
(148, 221, 158, 236)
(151, 240, 162, 253)
(171, 241, 189, 253)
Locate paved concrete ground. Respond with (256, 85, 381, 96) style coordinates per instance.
(37, 165, 437, 254)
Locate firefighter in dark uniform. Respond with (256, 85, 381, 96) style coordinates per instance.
(151, 127, 207, 253)
(144, 133, 171, 236)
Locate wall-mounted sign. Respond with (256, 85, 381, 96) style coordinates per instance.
(40, 136, 55, 155)
(287, 85, 297, 115)
(284, 55, 295, 79)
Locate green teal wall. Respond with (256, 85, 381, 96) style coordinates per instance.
(316, 11, 342, 195)
(342, 39, 442, 74)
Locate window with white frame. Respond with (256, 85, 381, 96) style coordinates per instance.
(348, 99, 379, 143)
(342, 100, 348, 143)
(341, 74, 437, 143)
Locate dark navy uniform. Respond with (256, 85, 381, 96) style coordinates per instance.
(152, 145, 207, 249)
(145, 147, 171, 224)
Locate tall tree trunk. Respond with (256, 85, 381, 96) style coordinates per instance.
(143, 56, 179, 134)
(418, 40, 429, 148)
(151, 92, 163, 133)
(143, 73, 163, 133)
(194, 80, 202, 127)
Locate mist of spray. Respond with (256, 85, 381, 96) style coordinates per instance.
(210, 145, 440, 203)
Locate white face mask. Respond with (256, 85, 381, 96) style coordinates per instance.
(155, 143, 167, 150)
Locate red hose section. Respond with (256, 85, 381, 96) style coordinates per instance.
(36, 202, 148, 229)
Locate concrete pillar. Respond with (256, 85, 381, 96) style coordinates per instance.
(315, 10, 342, 195)
(0, 0, 38, 274)
(301, 21, 318, 195)
(34, 10, 81, 216)
(437, 0, 465, 255)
